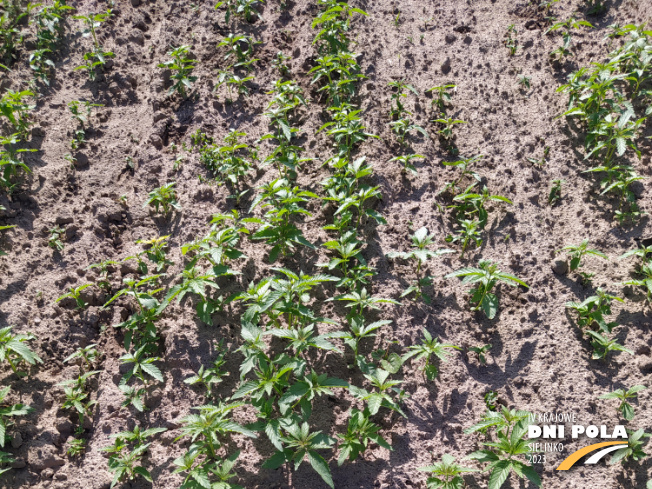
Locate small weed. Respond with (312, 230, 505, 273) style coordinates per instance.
(469, 344, 492, 364)
(505, 24, 519, 56)
(548, 178, 564, 205)
(48, 226, 65, 251)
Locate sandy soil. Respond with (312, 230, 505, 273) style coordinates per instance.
(0, 0, 651, 488)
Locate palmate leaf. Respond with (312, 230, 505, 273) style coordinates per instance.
(140, 362, 164, 383)
(622, 402, 635, 421)
(0, 419, 5, 447)
(487, 459, 512, 489)
(133, 466, 152, 482)
(511, 460, 541, 487)
(481, 293, 499, 320)
(7, 339, 41, 365)
(307, 450, 334, 489)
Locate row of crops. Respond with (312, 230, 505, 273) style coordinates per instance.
(0, 0, 651, 488)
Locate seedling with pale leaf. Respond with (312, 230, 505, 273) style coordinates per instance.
(387, 227, 454, 303)
(600, 385, 646, 421)
(48, 226, 65, 251)
(402, 329, 459, 380)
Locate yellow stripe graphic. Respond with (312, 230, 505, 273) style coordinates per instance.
(556, 441, 628, 470)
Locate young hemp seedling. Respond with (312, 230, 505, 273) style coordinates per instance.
(337, 408, 392, 466)
(183, 341, 228, 397)
(386, 227, 454, 303)
(173, 450, 244, 489)
(68, 100, 102, 150)
(469, 344, 492, 365)
(517, 74, 531, 90)
(0, 134, 37, 193)
(466, 407, 541, 489)
(446, 260, 528, 319)
(215, 69, 254, 102)
(609, 429, 649, 466)
(548, 178, 564, 205)
(504, 24, 519, 56)
(526, 145, 549, 167)
(73, 10, 115, 81)
(64, 344, 99, 373)
(600, 385, 646, 421)
(0, 326, 43, 376)
(389, 153, 424, 176)
(56, 284, 93, 310)
(59, 370, 100, 432)
(0, 90, 35, 139)
(565, 288, 623, 333)
(158, 46, 197, 97)
(272, 51, 291, 76)
(215, 0, 263, 23)
(0, 386, 34, 448)
(48, 226, 65, 251)
(144, 182, 181, 217)
(402, 329, 460, 380)
(432, 116, 466, 141)
(417, 453, 478, 489)
(426, 84, 456, 113)
(103, 425, 166, 488)
(557, 239, 608, 275)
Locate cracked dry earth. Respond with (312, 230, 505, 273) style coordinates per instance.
(0, 0, 651, 488)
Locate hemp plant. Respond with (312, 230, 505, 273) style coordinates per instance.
(557, 239, 608, 282)
(68, 100, 102, 150)
(337, 408, 392, 466)
(73, 10, 114, 81)
(504, 24, 518, 56)
(446, 260, 528, 319)
(55, 284, 93, 310)
(29, 1, 73, 85)
(249, 178, 318, 262)
(418, 453, 478, 489)
(600, 385, 646, 421)
(426, 84, 456, 113)
(103, 424, 166, 488)
(402, 329, 459, 380)
(565, 288, 623, 333)
(144, 182, 181, 217)
(215, 0, 263, 23)
(389, 153, 424, 176)
(386, 227, 454, 303)
(0, 326, 42, 376)
(466, 407, 541, 489)
(158, 45, 197, 97)
(0, 387, 33, 448)
(0, 134, 36, 193)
